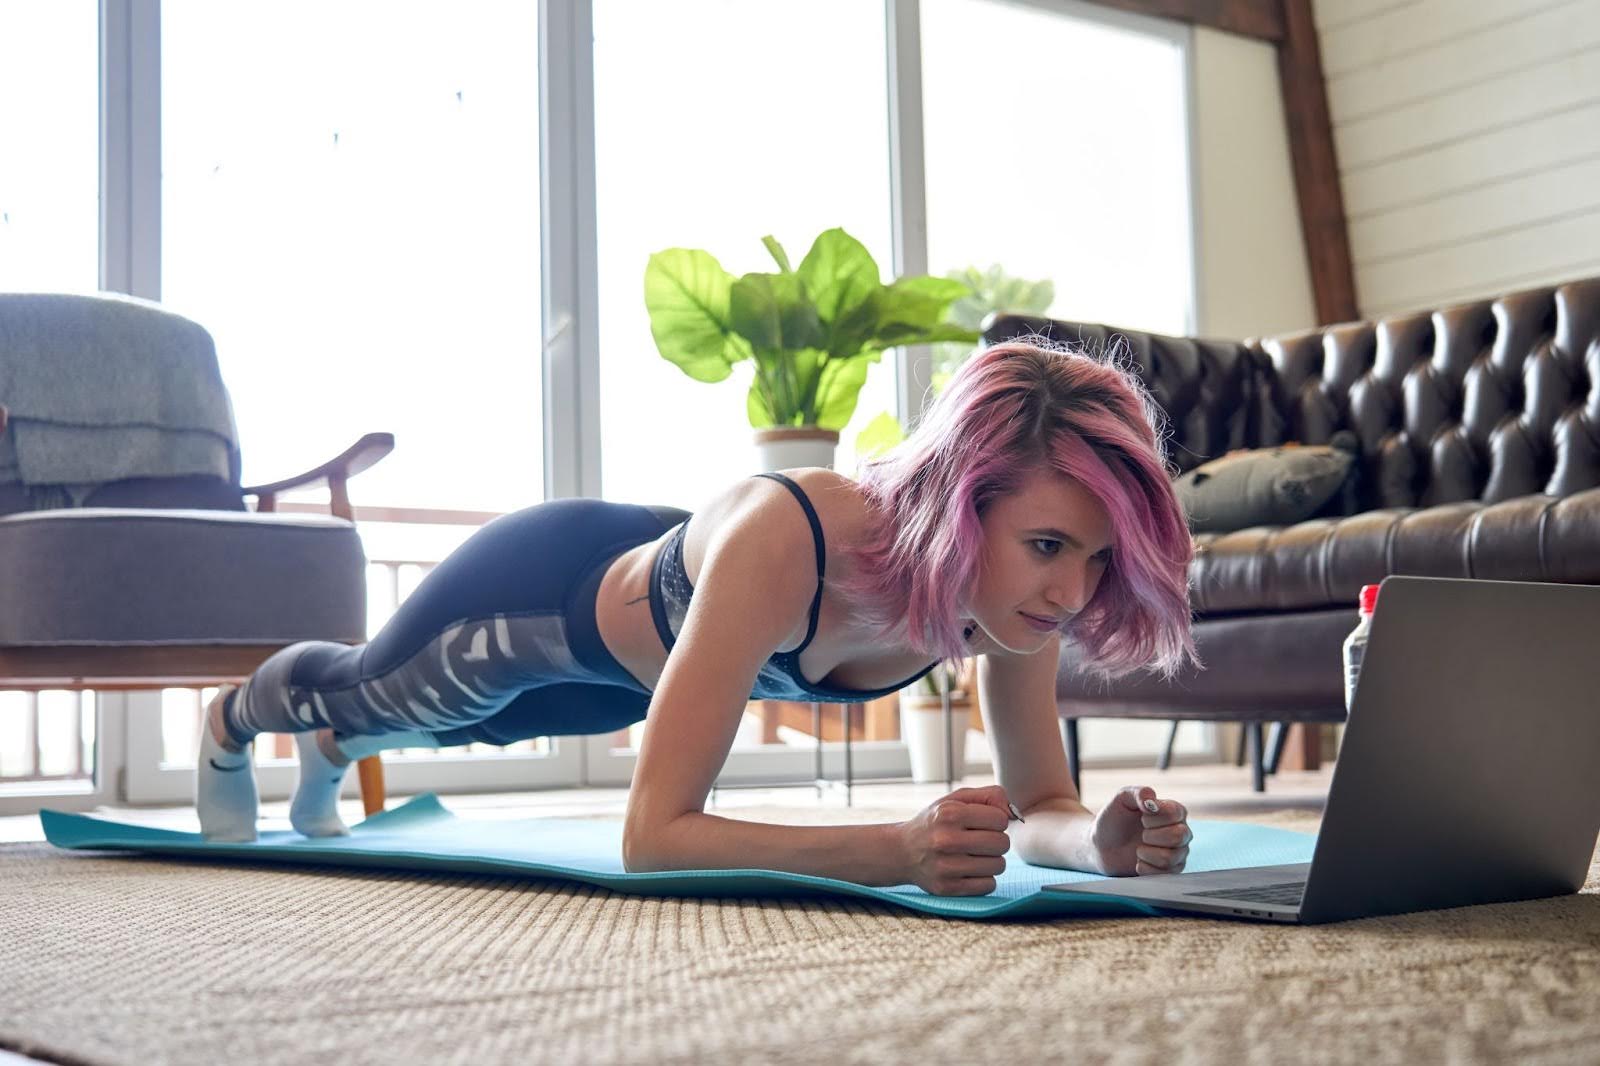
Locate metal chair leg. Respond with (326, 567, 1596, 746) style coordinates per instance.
(1158, 720, 1180, 770)
(1265, 722, 1290, 775)
(1063, 718, 1081, 796)
(1248, 722, 1266, 792)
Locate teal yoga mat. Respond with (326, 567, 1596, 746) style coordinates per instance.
(40, 793, 1316, 920)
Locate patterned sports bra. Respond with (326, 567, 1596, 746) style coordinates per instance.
(647, 472, 940, 703)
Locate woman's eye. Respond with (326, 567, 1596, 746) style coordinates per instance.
(1093, 550, 1114, 566)
(1031, 539, 1061, 556)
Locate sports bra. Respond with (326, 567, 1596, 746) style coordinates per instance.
(647, 472, 940, 703)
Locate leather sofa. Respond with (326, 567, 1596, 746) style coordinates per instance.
(984, 275, 1600, 791)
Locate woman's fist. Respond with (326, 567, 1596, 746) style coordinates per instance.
(1091, 785, 1192, 876)
(895, 785, 1013, 895)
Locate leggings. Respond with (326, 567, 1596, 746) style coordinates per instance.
(221, 498, 689, 748)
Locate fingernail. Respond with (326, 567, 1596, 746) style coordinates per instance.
(1143, 799, 1160, 814)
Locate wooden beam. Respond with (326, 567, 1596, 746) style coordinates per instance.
(1276, 0, 1359, 324)
(1081, 0, 1284, 41)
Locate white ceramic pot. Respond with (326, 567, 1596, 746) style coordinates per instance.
(753, 427, 839, 473)
(899, 693, 970, 783)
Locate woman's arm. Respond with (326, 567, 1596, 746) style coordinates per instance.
(621, 491, 913, 886)
(978, 640, 1193, 876)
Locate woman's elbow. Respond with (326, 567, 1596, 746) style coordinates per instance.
(621, 818, 670, 873)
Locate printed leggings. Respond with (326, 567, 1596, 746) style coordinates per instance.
(220, 498, 688, 748)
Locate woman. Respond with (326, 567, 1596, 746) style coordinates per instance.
(197, 338, 1199, 896)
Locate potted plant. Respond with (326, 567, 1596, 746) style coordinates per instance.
(645, 228, 978, 472)
(898, 659, 979, 783)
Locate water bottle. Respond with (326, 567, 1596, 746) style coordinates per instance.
(1341, 583, 1381, 712)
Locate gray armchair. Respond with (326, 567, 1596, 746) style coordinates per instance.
(0, 292, 394, 814)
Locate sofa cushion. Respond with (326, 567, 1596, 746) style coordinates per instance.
(0, 508, 367, 645)
(1186, 486, 1600, 614)
(1173, 439, 1355, 532)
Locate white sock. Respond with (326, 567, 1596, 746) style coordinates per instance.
(195, 699, 258, 842)
(289, 731, 352, 838)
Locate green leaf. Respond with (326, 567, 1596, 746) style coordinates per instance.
(854, 411, 905, 459)
(762, 235, 793, 274)
(813, 356, 873, 430)
(746, 376, 777, 429)
(645, 249, 746, 382)
(873, 321, 981, 350)
(729, 274, 782, 351)
(875, 275, 970, 334)
(729, 273, 824, 355)
(797, 228, 880, 326)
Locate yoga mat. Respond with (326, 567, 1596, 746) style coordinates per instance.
(40, 793, 1317, 920)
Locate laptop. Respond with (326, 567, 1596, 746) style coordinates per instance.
(1043, 576, 1600, 924)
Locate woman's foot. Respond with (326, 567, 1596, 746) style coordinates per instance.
(289, 729, 352, 838)
(195, 684, 259, 842)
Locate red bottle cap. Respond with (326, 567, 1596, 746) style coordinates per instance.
(1359, 583, 1381, 615)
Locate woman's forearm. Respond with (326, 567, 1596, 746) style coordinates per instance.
(1011, 799, 1105, 874)
(625, 811, 910, 886)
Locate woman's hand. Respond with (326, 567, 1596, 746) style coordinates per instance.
(894, 785, 1013, 896)
(1090, 785, 1192, 876)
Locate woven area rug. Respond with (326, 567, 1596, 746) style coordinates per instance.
(3, 805, 1599, 1066)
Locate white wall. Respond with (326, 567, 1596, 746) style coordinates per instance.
(1314, 0, 1600, 319)
(1189, 26, 1319, 340)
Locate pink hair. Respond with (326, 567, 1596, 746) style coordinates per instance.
(842, 337, 1198, 679)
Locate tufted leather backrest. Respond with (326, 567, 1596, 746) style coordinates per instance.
(985, 275, 1600, 511)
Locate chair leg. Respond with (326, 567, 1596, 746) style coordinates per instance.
(1157, 720, 1180, 770)
(1248, 723, 1266, 793)
(1063, 718, 1081, 796)
(1235, 726, 1247, 767)
(1265, 722, 1290, 775)
(357, 755, 386, 815)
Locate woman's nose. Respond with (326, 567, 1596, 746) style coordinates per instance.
(1046, 562, 1093, 614)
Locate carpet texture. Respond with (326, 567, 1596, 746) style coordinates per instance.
(3, 805, 1599, 1066)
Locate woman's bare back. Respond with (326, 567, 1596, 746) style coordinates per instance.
(594, 468, 967, 695)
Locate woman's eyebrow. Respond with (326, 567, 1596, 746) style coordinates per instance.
(1024, 527, 1114, 554)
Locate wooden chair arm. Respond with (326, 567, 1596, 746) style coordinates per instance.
(242, 431, 394, 520)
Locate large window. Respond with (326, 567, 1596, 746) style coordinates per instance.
(922, 0, 1195, 337)
(0, 2, 97, 291)
(922, 0, 1201, 759)
(161, 0, 544, 515)
(593, 0, 896, 512)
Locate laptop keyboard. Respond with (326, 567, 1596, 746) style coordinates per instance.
(1187, 880, 1306, 906)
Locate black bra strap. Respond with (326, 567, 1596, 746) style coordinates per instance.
(753, 472, 826, 653)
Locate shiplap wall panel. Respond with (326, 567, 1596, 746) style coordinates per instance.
(1350, 155, 1600, 263)
(1325, 2, 1600, 123)
(1312, 0, 1600, 319)
(1314, 0, 1421, 33)
(1318, 0, 1567, 78)
(1341, 102, 1600, 216)
(1334, 54, 1599, 170)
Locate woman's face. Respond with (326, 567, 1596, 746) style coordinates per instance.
(966, 466, 1115, 655)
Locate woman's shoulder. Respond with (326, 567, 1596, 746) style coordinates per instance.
(685, 469, 876, 569)
(754, 468, 875, 548)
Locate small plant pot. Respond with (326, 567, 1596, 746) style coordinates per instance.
(754, 427, 839, 473)
(899, 692, 971, 783)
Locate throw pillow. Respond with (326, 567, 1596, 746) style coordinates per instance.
(1174, 433, 1357, 533)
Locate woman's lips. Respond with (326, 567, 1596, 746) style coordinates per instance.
(1019, 611, 1061, 632)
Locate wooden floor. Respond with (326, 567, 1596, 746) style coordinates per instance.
(0, 760, 1333, 843)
